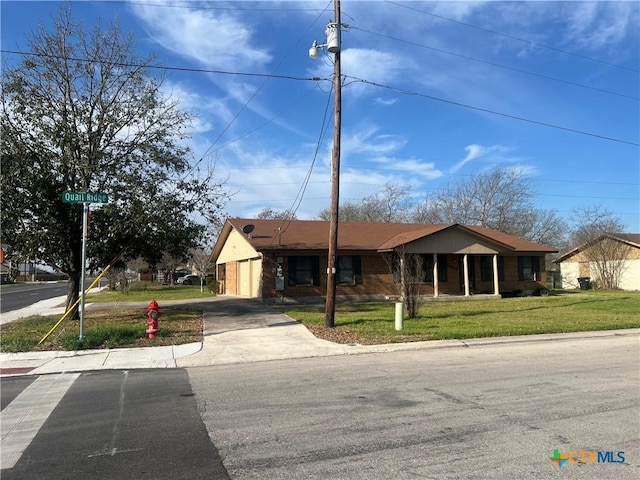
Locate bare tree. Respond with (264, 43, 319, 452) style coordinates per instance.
(158, 254, 183, 287)
(413, 167, 565, 247)
(361, 183, 413, 223)
(582, 235, 632, 289)
(566, 205, 629, 289)
(567, 204, 626, 248)
(189, 247, 215, 292)
(127, 257, 149, 280)
(513, 209, 565, 246)
(257, 207, 297, 220)
(318, 183, 413, 222)
(317, 200, 369, 222)
(315, 167, 567, 248)
(382, 247, 426, 319)
(105, 267, 130, 293)
(414, 168, 532, 228)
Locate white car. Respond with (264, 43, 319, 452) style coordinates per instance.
(178, 274, 200, 285)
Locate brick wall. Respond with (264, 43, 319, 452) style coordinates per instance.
(235, 252, 549, 299)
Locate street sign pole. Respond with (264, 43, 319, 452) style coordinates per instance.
(61, 191, 108, 340)
(79, 203, 89, 340)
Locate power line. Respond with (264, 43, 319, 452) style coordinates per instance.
(0, 49, 327, 83)
(198, 86, 320, 157)
(117, 1, 329, 12)
(175, 0, 333, 184)
(385, 0, 640, 74)
(350, 26, 638, 101)
(215, 163, 640, 179)
(344, 74, 640, 147)
(4, 48, 637, 149)
(226, 177, 638, 201)
(229, 195, 639, 218)
(226, 177, 639, 189)
(278, 80, 335, 234)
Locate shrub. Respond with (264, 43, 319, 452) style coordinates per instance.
(206, 277, 217, 294)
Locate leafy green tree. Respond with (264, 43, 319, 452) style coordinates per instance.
(1, 6, 229, 315)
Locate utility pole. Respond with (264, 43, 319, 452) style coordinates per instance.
(309, 1, 341, 328)
(325, 1, 341, 328)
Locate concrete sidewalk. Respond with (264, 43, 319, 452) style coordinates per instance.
(1, 296, 639, 376)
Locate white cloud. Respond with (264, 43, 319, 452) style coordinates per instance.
(450, 144, 513, 172)
(374, 97, 397, 106)
(504, 163, 538, 178)
(344, 48, 408, 83)
(342, 124, 406, 157)
(339, 125, 443, 188)
(375, 157, 442, 181)
(564, 2, 637, 51)
(308, 47, 414, 98)
(129, 1, 271, 70)
(430, 1, 489, 21)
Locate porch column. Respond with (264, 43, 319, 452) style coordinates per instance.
(493, 254, 500, 296)
(433, 253, 439, 297)
(463, 254, 470, 297)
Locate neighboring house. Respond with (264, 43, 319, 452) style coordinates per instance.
(0, 239, 15, 283)
(556, 233, 640, 291)
(0, 263, 9, 283)
(211, 218, 557, 301)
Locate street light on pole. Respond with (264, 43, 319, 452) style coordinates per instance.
(310, 1, 341, 328)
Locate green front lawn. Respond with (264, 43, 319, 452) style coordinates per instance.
(1, 282, 212, 352)
(87, 281, 215, 303)
(277, 290, 640, 345)
(3, 289, 638, 352)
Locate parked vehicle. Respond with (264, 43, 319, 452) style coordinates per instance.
(178, 274, 200, 285)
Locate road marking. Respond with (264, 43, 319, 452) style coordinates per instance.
(1, 372, 80, 469)
(87, 447, 144, 458)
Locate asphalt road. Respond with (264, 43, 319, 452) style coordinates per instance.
(2, 334, 638, 479)
(0, 282, 68, 313)
(189, 334, 639, 480)
(1, 369, 228, 479)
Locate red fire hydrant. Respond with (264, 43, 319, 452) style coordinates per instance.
(146, 300, 161, 339)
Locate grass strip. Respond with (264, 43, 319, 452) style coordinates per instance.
(277, 290, 640, 345)
(0, 308, 203, 352)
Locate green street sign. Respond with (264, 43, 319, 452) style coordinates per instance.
(62, 191, 109, 204)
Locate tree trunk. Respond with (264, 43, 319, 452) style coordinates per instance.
(66, 270, 80, 320)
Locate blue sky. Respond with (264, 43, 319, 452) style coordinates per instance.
(2, 1, 639, 233)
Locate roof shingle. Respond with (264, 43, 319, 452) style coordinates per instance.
(223, 218, 557, 253)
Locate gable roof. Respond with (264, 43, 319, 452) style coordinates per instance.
(212, 218, 557, 261)
(614, 233, 640, 246)
(556, 233, 640, 263)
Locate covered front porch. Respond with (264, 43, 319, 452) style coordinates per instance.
(429, 252, 502, 298)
